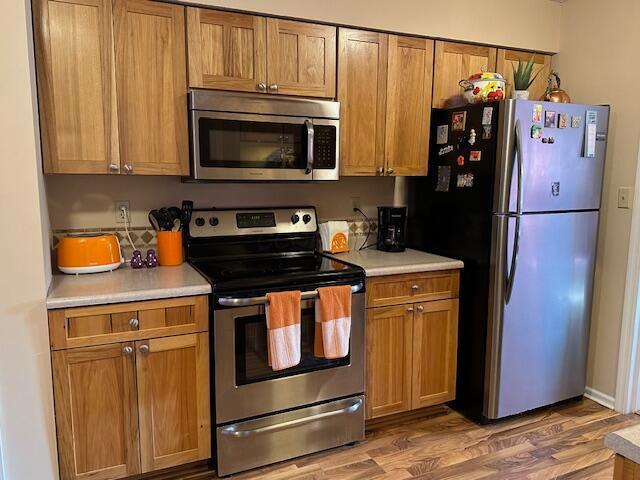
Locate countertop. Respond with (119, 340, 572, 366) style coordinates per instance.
(605, 425, 640, 464)
(329, 248, 463, 277)
(47, 263, 212, 309)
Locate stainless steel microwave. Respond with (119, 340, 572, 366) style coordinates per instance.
(188, 90, 340, 181)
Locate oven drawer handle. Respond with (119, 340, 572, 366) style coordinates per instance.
(219, 398, 363, 438)
(217, 283, 364, 307)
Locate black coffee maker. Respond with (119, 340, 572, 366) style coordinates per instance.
(377, 207, 407, 252)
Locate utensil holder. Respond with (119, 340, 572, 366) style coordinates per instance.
(157, 231, 183, 266)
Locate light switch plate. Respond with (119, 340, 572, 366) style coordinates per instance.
(618, 187, 632, 209)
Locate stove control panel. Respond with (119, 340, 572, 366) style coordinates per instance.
(189, 208, 317, 237)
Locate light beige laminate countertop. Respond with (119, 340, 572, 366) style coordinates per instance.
(329, 248, 463, 277)
(46, 263, 211, 309)
(606, 425, 640, 465)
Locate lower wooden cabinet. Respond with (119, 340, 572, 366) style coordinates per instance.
(365, 273, 460, 420)
(49, 297, 210, 480)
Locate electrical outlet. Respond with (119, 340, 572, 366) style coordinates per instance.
(618, 187, 633, 209)
(351, 197, 361, 211)
(115, 201, 130, 223)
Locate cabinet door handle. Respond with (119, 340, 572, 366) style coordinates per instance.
(386, 167, 394, 175)
(123, 164, 133, 174)
(416, 305, 424, 312)
(376, 166, 384, 175)
(268, 83, 278, 93)
(139, 344, 150, 354)
(129, 318, 139, 329)
(256, 82, 267, 91)
(109, 163, 119, 173)
(407, 306, 414, 312)
(411, 284, 420, 291)
(122, 346, 133, 355)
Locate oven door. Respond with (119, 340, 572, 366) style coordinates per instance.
(214, 291, 364, 424)
(191, 111, 338, 181)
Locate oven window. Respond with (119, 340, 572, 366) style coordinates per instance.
(198, 118, 307, 169)
(234, 306, 350, 385)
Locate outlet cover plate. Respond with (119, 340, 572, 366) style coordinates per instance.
(115, 201, 130, 223)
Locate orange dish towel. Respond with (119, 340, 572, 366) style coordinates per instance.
(314, 285, 352, 359)
(265, 291, 302, 371)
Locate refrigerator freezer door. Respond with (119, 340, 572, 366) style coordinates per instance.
(485, 211, 598, 419)
(495, 100, 609, 214)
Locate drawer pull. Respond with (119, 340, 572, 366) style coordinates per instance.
(122, 346, 133, 355)
(139, 344, 150, 354)
(411, 284, 420, 291)
(129, 318, 139, 329)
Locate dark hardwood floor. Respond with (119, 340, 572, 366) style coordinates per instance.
(155, 399, 640, 479)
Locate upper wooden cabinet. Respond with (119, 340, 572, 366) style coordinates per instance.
(337, 28, 387, 176)
(385, 35, 433, 177)
(186, 9, 267, 92)
(496, 49, 552, 101)
(33, 0, 117, 174)
(432, 41, 497, 108)
(34, 0, 188, 175)
(187, 9, 336, 98)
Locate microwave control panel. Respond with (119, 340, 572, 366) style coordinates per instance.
(313, 125, 337, 169)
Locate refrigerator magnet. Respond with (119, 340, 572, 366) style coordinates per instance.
(531, 124, 542, 139)
(533, 104, 543, 123)
(571, 115, 582, 128)
(457, 155, 465, 166)
(558, 113, 568, 129)
(482, 107, 493, 125)
(470, 151, 482, 162)
(452, 111, 467, 131)
(436, 125, 449, 144)
(456, 173, 474, 188)
(482, 125, 492, 139)
(435, 166, 451, 192)
(438, 145, 454, 156)
(544, 111, 557, 128)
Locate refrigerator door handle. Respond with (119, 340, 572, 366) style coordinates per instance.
(514, 119, 524, 214)
(505, 215, 521, 304)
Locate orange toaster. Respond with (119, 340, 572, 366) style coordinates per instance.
(57, 233, 123, 274)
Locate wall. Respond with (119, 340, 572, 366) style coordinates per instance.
(0, 1, 58, 479)
(190, 0, 562, 53)
(554, 0, 640, 399)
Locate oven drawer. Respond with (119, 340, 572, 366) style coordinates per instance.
(216, 395, 365, 476)
(365, 270, 460, 308)
(48, 296, 208, 349)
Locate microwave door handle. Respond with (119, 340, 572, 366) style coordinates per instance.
(305, 119, 314, 174)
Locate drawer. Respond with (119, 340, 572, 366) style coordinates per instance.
(49, 296, 208, 350)
(366, 270, 459, 308)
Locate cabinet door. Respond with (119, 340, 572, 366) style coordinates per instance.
(411, 299, 459, 409)
(385, 35, 434, 176)
(496, 49, 552, 101)
(266, 18, 336, 98)
(187, 8, 266, 92)
(136, 333, 210, 472)
(33, 0, 118, 174)
(114, 0, 188, 175)
(338, 28, 387, 176)
(433, 41, 497, 108)
(52, 343, 139, 480)
(366, 305, 413, 419)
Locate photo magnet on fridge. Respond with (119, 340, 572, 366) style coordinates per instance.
(470, 151, 482, 161)
(456, 155, 465, 166)
(452, 111, 467, 131)
(531, 124, 542, 139)
(533, 104, 543, 123)
(544, 111, 557, 128)
(435, 166, 451, 192)
(456, 173, 474, 188)
(482, 107, 493, 125)
(482, 125, 492, 139)
(558, 113, 568, 129)
(571, 115, 582, 128)
(436, 125, 449, 144)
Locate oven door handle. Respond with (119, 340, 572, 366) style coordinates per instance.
(304, 119, 314, 174)
(217, 283, 364, 307)
(219, 397, 363, 438)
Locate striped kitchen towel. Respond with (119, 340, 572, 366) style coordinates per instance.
(265, 290, 301, 371)
(314, 285, 352, 359)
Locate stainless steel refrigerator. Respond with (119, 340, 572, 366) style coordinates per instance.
(407, 99, 610, 421)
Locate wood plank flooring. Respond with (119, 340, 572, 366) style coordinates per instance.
(150, 399, 640, 480)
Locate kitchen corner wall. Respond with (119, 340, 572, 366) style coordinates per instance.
(554, 0, 640, 400)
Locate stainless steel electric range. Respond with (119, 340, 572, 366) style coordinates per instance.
(185, 207, 366, 476)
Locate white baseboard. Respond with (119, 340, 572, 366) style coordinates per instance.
(584, 386, 616, 410)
